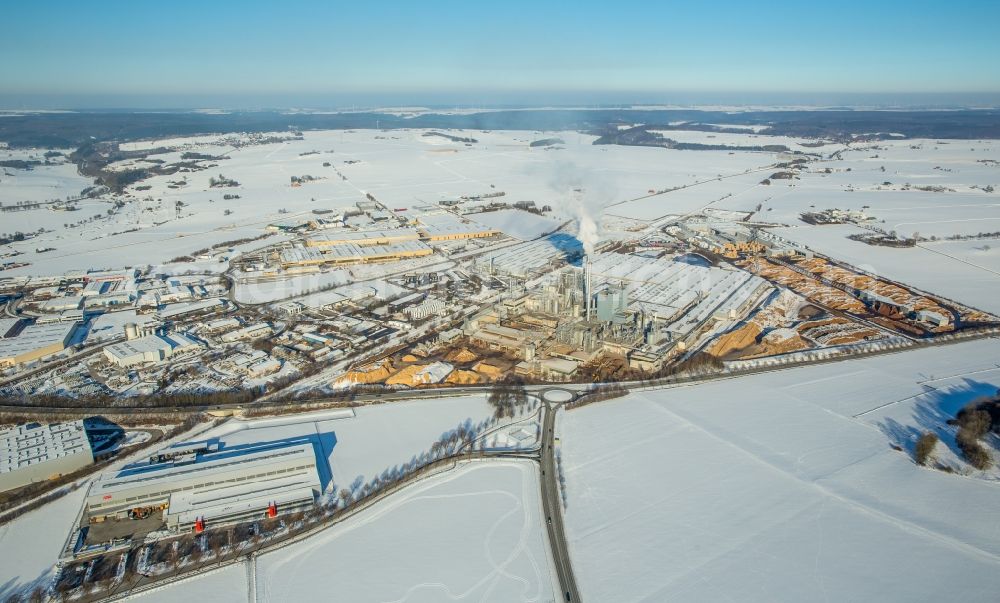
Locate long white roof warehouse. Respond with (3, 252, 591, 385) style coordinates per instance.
(85, 439, 321, 531)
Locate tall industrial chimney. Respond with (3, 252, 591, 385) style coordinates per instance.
(585, 257, 593, 321)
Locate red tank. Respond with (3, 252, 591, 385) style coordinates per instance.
(194, 516, 205, 534)
(267, 502, 277, 518)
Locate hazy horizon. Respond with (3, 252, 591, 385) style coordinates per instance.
(1, 90, 999, 112)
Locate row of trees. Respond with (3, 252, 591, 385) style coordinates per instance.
(487, 376, 529, 419)
(208, 174, 239, 188)
(565, 384, 629, 411)
(0, 389, 259, 410)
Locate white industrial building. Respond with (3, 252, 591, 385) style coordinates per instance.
(474, 235, 581, 278)
(154, 298, 227, 320)
(0, 321, 78, 368)
(37, 296, 84, 312)
(103, 333, 201, 367)
(201, 317, 241, 334)
(406, 298, 447, 320)
(247, 358, 282, 378)
(85, 439, 321, 531)
(220, 322, 273, 343)
(0, 420, 94, 492)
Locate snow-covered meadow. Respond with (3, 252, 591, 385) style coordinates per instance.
(257, 461, 555, 602)
(125, 564, 247, 603)
(127, 461, 555, 603)
(0, 128, 778, 278)
(0, 487, 87, 599)
(559, 339, 1000, 602)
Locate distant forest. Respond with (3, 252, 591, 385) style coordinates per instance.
(1, 108, 1000, 148)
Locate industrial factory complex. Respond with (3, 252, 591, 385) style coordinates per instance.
(460, 252, 770, 378)
(79, 437, 322, 549)
(4, 188, 992, 419)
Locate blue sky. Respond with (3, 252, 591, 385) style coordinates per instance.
(1, 0, 998, 108)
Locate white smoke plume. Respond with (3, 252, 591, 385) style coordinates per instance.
(530, 159, 614, 256)
(577, 206, 599, 256)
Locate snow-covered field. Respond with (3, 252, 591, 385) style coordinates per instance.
(126, 564, 247, 603)
(0, 128, 780, 278)
(129, 461, 555, 603)
(0, 148, 91, 208)
(257, 461, 555, 602)
(0, 487, 86, 599)
(606, 171, 774, 221)
(559, 339, 1000, 602)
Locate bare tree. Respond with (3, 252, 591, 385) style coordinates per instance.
(914, 432, 938, 465)
(209, 536, 223, 561)
(167, 541, 180, 570)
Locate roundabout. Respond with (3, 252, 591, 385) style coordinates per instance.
(539, 388, 575, 404)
